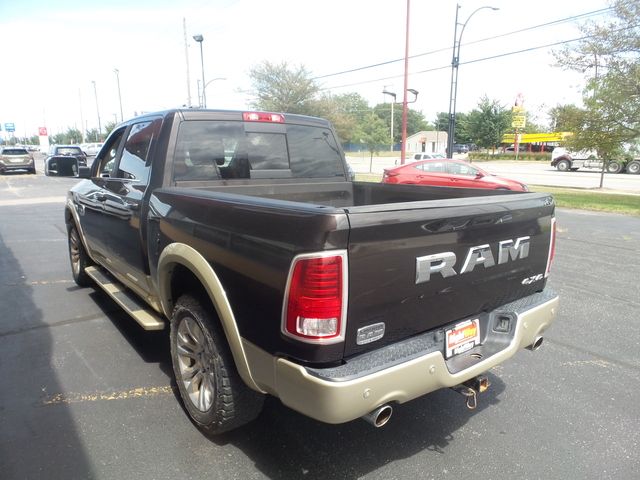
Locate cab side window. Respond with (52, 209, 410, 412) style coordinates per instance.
(96, 128, 126, 178)
(117, 119, 161, 184)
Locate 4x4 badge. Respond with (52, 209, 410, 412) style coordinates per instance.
(522, 274, 544, 285)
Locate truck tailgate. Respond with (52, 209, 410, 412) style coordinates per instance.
(343, 193, 554, 357)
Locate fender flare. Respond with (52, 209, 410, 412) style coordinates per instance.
(157, 243, 264, 393)
(65, 199, 99, 264)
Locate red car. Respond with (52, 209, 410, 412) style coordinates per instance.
(382, 159, 529, 191)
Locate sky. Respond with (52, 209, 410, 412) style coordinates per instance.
(0, 0, 613, 139)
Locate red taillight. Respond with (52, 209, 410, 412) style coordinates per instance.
(243, 111, 285, 123)
(545, 216, 556, 277)
(382, 170, 399, 182)
(283, 251, 347, 344)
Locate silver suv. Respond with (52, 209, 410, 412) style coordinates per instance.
(0, 147, 36, 174)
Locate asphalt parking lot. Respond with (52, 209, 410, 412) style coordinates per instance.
(1, 171, 639, 479)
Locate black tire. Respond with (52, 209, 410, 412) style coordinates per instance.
(68, 224, 93, 287)
(170, 294, 264, 435)
(556, 159, 571, 172)
(626, 160, 640, 175)
(606, 161, 623, 174)
(29, 168, 36, 174)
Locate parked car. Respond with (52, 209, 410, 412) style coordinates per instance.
(80, 142, 104, 157)
(412, 152, 445, 160)
(383, 158, 529, 191)
(46, 145, 87, 166)
(452, 144, 469, 154)
(0, 146, 36, 174)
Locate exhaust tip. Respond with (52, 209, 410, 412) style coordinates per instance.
(527, 336, 544, 351)
(362, 405, 393, 428)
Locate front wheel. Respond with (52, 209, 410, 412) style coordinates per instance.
(606, 161, 623, 174)
(68, 224, 92, 287)
(556, 159, 571, 172)
(170, 294, 264, 435)
(626, 160, 640, 175)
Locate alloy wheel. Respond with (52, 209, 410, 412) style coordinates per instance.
(176, 317, 216, 412)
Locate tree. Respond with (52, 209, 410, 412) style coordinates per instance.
(372, 104, 429, 144)
(353, 113, 389, 164)
(51, 128, 83, 145)
(104, 121, 117, 137)
(465, 97, 511, 149)
(553, 0, 640, 157)
(86, 128, 101, 142)
(311, 92, 371, 143)
(248, 61, 319, 115)
(548, 104, 584, 132)
(436, 111, 471, 144)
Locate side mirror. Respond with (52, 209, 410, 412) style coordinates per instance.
(475, 172, 484, 178)
(45, 156, 82, 177)
(78, 166, 92, 178)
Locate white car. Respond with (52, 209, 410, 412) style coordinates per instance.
(81, 142, 104, 156)
(412, 153, 446, 161)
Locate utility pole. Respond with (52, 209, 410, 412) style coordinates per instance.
(114, 68, 123, 122)
(400, 0, 410, 165)
(78, 88, 85, 143)
(92, 80, 101, 141)
(183, 18, 192, 108)
(193, 34, 206, 108)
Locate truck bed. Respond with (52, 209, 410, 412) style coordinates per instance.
(151, 181, 554, 363)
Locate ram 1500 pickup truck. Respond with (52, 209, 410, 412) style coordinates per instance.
(64, 109, 558, 435)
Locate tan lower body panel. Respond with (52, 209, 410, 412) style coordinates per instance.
(244, 294, 559, 424)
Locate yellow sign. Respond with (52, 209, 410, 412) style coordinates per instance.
(502, 132, 573, 143)
(511, 116, 526, 129)
(511, 106, 526, 129)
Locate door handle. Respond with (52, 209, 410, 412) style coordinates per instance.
(96, 193, 108, 202)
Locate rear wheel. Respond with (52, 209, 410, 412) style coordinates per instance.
(556, 159, 571, 172)
(68, 224, 92, 287)
(606, 161, 623, 174)
(626, 160, 640, 175)
(170, 294, 264, 435)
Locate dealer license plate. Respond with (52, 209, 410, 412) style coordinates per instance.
(445, 319, 480, 359)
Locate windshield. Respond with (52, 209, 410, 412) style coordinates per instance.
(57, 147, 82, 155)
(1, 149, 29, 156)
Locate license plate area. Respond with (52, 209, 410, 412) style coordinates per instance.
(445, 318, 480, 359)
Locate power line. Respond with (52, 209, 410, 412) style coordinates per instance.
(311, 7, 613, 81)
(320, 24, 636, 92)
(319, 33, 577, 90)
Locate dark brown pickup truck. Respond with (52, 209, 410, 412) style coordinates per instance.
(62, 109, 558, 434)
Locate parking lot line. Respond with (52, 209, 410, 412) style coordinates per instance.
(42, 386, 174, 405)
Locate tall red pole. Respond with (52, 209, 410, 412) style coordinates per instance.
(400, 0, 410, 165)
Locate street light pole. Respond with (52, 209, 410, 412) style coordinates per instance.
(400, 0, 411, 165)
(193, 34, 206, 108)
(446, 4, 499, 157)
(91, 80, 101, 141)
(203, 77, 226, 104)
(382, 88, 396, 152)
(114, 68, 123, 122)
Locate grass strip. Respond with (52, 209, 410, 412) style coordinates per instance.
(528, 185, 640, 216)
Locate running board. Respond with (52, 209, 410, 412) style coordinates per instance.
(85, 266, 165, 330)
